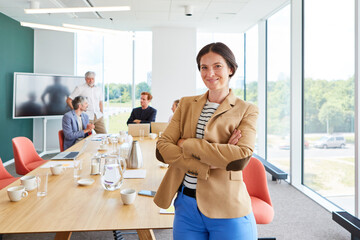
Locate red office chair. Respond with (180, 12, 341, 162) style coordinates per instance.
(0, 158, 19, 190)
(58, 130, 65, 152)
(12, 137, 47, 175)
(243, 157, 274, 224)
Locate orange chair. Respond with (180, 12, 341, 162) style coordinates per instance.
(243, 156, 274, 224)
(12, 137, 47, 175)
(58, 130, 65, 152)
(0, 158, 19, 190)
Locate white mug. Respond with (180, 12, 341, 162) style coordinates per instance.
(7, 186, 28, 202)
(20, 175, 37, 191)
(50, 164, 64, 175)
(120, 189, 136, 205)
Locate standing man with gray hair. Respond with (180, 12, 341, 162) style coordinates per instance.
(66, 71, 107, 134)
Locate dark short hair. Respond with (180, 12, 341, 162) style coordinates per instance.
(141, 92, 153, 101)
(196, 42, 238, 78)
(72, 96, 86, 110)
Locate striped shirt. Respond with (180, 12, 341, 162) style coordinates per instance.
(183, 100, 219, 190)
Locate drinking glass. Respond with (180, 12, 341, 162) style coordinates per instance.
(36, 173, 48, 197)
(73, 159, 82, 179)
(139, 129, 144, 141)
(110, 136, 119, 154)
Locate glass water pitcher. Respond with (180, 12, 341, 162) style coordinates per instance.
(101, 155, 126, 191)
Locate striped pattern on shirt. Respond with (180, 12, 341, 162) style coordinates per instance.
(183, 101, 219, 190)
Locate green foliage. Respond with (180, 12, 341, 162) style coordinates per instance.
(135, 82, 151, 99)
(266, 76, 354, 135)
(304, 77, 354, 133)
(104, 81, 150, 103)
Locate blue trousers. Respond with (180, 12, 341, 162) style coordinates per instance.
(173, 189, 258, 240)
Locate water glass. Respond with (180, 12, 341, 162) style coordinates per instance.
(139, 129, 144, 141)
(91, 156, 101, 175)
(36, 173, 48, 197)
(110, 136, 118, 154)
(73, 159, 82, 179)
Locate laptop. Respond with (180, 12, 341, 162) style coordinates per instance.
(51, 151, 79, 160)
(128, 123, 150, 137)
(151, 122, 169, 135)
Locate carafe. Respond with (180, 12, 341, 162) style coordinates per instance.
(101, 155, 126, 191)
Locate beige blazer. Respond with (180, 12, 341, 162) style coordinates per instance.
(154, 89, 258, 218)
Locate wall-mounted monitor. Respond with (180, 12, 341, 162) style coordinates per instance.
(13, 72, 84, 119)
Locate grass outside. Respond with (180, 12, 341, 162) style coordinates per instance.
(270, 156, 354, 197)
(106, 112, 130, 133)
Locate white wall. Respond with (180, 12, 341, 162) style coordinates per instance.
(151, 27, 197, 122)
(33, 29, 76, 152)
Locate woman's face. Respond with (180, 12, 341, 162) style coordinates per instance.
(200, 52, 233, 92)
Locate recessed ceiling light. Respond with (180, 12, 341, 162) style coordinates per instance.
(24, 6, 130, 14)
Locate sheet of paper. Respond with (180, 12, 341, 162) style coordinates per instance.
(123, 169, 146, 179)
(160, 204, 175, 214)
(40, 161, 74, 168)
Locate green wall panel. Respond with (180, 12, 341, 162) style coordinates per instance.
(0, 13, 34, 162)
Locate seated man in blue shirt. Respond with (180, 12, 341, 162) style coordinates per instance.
(62, 96, 95, 150)
(127, 92, 157, 125)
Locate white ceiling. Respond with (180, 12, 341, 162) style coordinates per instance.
(0, 0, 289, 32)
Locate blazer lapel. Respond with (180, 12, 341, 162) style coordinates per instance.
(71, 110, 79, 131)
(190, 92, 208, 137)
(81, 113, 87, 130)
(206, 89, 237, 126)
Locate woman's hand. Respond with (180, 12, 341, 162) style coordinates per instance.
(228, 129, 242, 145)
(177, 138, 186, 148)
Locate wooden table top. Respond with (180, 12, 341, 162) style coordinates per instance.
(0, 136, 173, 234)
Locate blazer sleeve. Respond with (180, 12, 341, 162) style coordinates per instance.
(156, 101, 210, 180)
(182, 104, 258, 171)
(62, 113, 86, 140)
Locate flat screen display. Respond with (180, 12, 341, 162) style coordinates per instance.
(13, 72, 84, 119)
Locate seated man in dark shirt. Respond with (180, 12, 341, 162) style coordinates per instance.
(127, 92, 157, 125)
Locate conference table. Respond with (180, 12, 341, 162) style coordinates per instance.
(0, 136, 173, 240)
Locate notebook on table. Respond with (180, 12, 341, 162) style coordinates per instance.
(51, 151, 79, 160)
(128, 123, 150, 137)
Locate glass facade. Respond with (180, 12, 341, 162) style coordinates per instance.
(266, 5, 291, 173)
(77, 32, 152, 133)
(303, 0, 355, 213)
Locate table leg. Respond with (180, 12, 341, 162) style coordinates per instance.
(137, 229, 156, 240)
(54, 231, 72, 240)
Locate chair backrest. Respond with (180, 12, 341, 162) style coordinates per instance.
(58, 130, 65, 152)
(0, 157, 14, 180)
(242, 157, 272, 207)
(12, 137, 44, 175)
(150, 122, 169, 134)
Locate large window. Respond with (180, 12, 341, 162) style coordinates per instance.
(304, 0, 354, 213)
(245, 25, 258, 105)
(77, 31, 152, 133)
(245, 25, 259, 153)
(266, 5, 291, 173)
(197, 33, 245, 98)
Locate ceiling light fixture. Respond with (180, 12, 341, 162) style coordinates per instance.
(20, 22, 86, 33)
(24, 6, 130, 14)
(63, 23, 121, 35)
